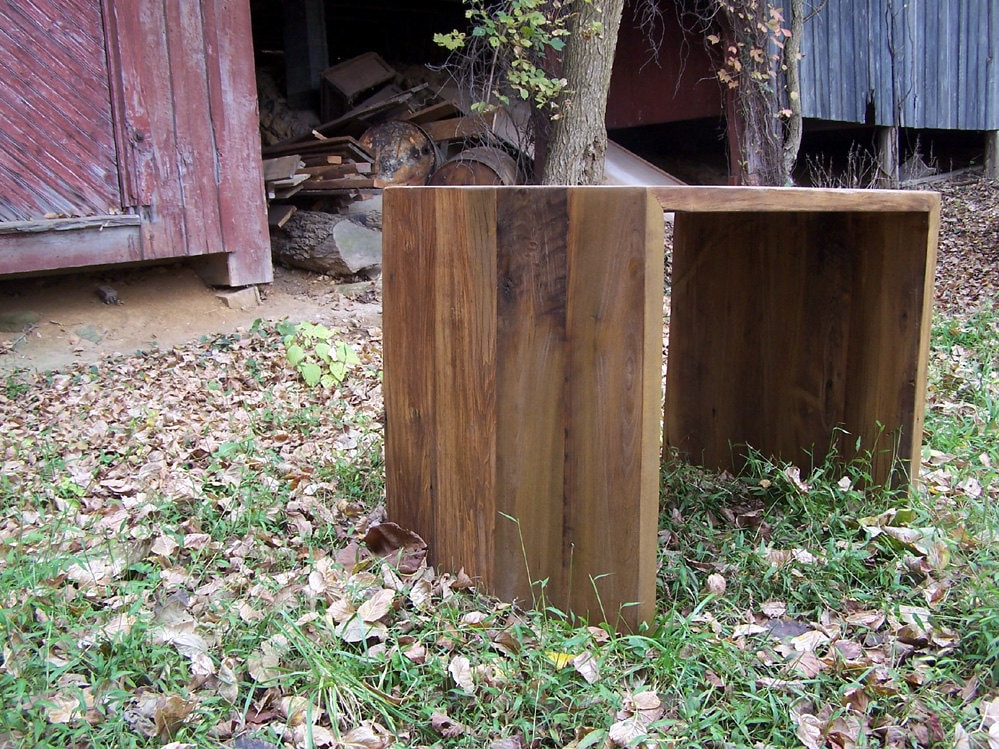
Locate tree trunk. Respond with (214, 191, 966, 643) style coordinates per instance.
(540, 0, 626, 185)
(780, 0, 805, 184)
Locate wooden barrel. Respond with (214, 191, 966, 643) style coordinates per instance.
(359, 121, 438, 187)
(427, 146, 518, 186)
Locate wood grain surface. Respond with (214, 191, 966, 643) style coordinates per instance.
(385, 186, 663, 630)
(386, 184, 937, 630)
(652, 185, 939, 213)
(494, 189, 569, 604)
(665, 207, 937, 485)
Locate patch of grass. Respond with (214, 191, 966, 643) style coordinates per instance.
(2, 314, 998, 747)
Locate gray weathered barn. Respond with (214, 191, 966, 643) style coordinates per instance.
(607, 0, 998, 180)
(799, 0, 997, 131)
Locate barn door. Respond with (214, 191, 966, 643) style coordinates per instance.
(0, 0, 123, 221)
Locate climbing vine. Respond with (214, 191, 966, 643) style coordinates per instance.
(434, 0, 594, 116)
(692, 0, 810, 185)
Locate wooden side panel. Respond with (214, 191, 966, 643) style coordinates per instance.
(563, 188, 661, 629)
(385, 186, 662, 630)
(494, 189, 569, 604)
(107, 0, 186, 259)
(384, 190, 439, 548)
(842, 212, 936, 483)
(0, 0, 121, 220)
(163, 0, 221, 258)
(102, 0, 155, 209)
(666, 208, 934, 486)
(431, 190, 498, 579)
(668, 212, 854, 467)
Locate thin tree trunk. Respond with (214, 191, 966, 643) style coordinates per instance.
(541, 0, 626, 185)
(780, 0, 804, 183)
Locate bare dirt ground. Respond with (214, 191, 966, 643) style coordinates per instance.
(0, 263, 381, 374)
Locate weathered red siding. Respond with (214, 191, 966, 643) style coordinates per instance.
(0, 0, 271, 285)
(0, 0, 121, 220)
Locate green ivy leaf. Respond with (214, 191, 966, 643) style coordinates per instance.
(329, 360, 348, 383)
(286, 344, 306, 367)
(300, 362, 322, 387)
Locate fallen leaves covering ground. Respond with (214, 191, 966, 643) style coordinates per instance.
(934, 177, 999, 313)
(1, 176, 998, 748)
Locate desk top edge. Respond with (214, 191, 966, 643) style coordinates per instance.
(384, 185, 939, 213)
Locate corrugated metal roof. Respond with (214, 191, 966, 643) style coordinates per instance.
(799, 0, 997, 130)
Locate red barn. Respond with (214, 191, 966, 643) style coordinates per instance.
(0, 0, 271, 286)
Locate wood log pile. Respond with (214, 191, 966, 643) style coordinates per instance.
(261, 53, 525, 277)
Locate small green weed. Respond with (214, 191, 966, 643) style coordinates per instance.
(279, 320, 361, 388)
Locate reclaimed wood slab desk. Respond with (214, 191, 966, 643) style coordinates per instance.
(383, 185, 939, 631)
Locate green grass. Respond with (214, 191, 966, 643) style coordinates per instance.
(1, 310, 998, 747)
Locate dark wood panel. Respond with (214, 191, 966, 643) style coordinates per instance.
(0, 0, 121, 220)
(383, 189, 440, 556)
(385, 186, 662, 632)
(430, 189, 498, 579)
(665, 202, 937, 487)
(562, 188, 661, 629)
(494, 188, 568, 605)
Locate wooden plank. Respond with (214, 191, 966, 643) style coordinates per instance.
(263, 155, 303, 182)
(295, 84, 428, 143)
(300, 176, 376, 191)
(430, 189, 498, 578)
(403, 101, 460, 124)
(263, 135, 373, 162)
(840, 210, 938, 484)
(267, 204, 297, 228)
(267, 173, 310, 188)
(493, 188, 569, 605)
(384, 189, 441, 562)
(109, 0, 187, 259)
(0, 223, 143, 275)
(0, 215, 140, 235)
(271, 183, 306, 200)
(301, 154, 343, 167)
(163, 0, 222, 258)
(562, 188, 661, 630)
(421, 115, 491, 143)
(102, 0, 155, 210)
(299, 162, 371, 178)
(651, 186, 938, 214)
(198, 0, 273, 286)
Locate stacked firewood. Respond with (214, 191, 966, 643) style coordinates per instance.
(261, 52, 522, 228)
